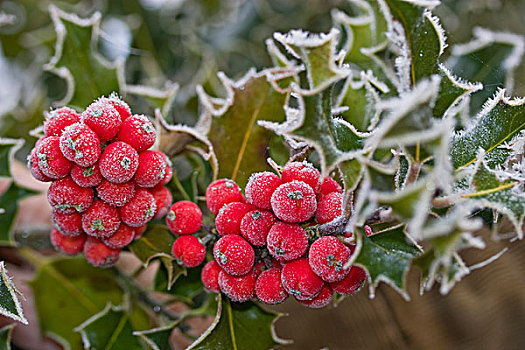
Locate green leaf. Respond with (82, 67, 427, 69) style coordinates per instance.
(75, 304, 143, 350)
(155, 262, 203, 303)
(134, 321, 180, 350)
(0, 262, 27, 325)
(187, 295, 288, 350)
(45, 5, 120, 108)
(28, 255, 124, 348)
(0, 324, 15, 350)
(0, 138, 23, 178)
(354, 225, 421, 300)
(0, 182, 38, 246)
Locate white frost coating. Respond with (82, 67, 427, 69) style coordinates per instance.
(266, 38, 297, 68)
(124, 81, 178, 116)
(0, 138, 24, 179)
(389, 21, 412, 92)
(423, 10, 448, 56)
(74, 303, 124, 348)
(452, 27, 525, 93)
(469, 247, 508, 271)
(361, 42, 401, 90)
(0, 261, 28, 325)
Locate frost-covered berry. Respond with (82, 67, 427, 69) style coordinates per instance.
(172, 235, 206, 268)
(36, 136, 72, 179)
(319, 176, 342, 197)
(271, 181, 317, 223)
(59, 123, 101, 167)
(81, 100, 122, 142)
(218, 269, 257, 303)
(102, 93, 132, 121)
(82, 200, 121, 238)
(133, 150, 168, 188)
(308, 236, 351, 283)
(83, 236, 120, 268)
(330, 266, 366, 295)
(117, 115, 156, 152)
(201, 260, 222, 293)
(44, 107, 80, 137)
(281, 161, 321, 193)
(281, 258, 324, 301)
(316, 192, 343, 225)
(99, 141, 139, 183)
(215, 202, 252, 236)
(103, 224, 135, 249)
(52, 210, 83, 236)
(245, 171, 282, 209)
(48, 177, 94, 214)
(266, 222, 308, 261)
(205, 179, 244, 215)
(134, 224, 147, 240)
(255, 268, 288, 304)
(213, 235, 254, 276)
(150, 185, 172, 219)
(28, 145, 52, 182)
(97, 180, 135, 207)
(157, 157, 173, 186)
(70, 163, 103, 188)
(240, 210, 277, 246)
(166, 200, 202, 235)
(120, 189, 156, 227)
(50, 228, 86, 255)
(298, 284, 333, 308)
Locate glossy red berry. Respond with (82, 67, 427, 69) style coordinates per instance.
(70, 163, 103, 188)
(47, 177, 94, 214)
(330, 266, 366, 295)
(215, 202, 252, 236)
(316, 192, 343, 225)
(297, 284, 333, 308)
(150, 185, 172, 219)
(81, 100, 122, 142)
(82, 200, 121, 238)
(281, 258, 324, 301)
(120, 189, 156, 227)
(308, 236, 351, 283)
(172, 235, 206, 268)
(166, 200, 202, 235)
(44, 107, 81, 137)
(255, 268, 288, 304)
(59, 123, 101, 167)
(267, 222, 308, 261)
(271, 181, 317, 223)
(245, 171, 282, 209)
(218, 269, 257, 303)
(97, 180, 135, 207)
(213, 235, 254, 276)
(102, 93, 131, 121)
(50, 227, 86, 255)
(134, 150, 168, 188)
(28, 145, 52, 182)
(99, 141, 139, 184)
(103, 224, 135, 249)
(117, 115, 156, 152)
(281, 161, 321, 193)
(201, 260, 222, 293)
(36, 136, 72, 179)
(52, 211, 83, 236)
(83, 236, 120, 267)
(240, 210, 277, 246)
(205, 179, 244, 215)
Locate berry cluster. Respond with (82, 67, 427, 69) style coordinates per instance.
(168, 161, 366, 308)
(29, 94, 173, 267)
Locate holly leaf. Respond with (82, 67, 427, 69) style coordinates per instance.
(28, 256, 124, 348)
(45, 5, 120, 108)
(74, 304, 143, 350)
(155, 262, 203, 303)
(0, 182, 38, 246)
(188, 295, 288, 350)
(0, 324, 15, 349)
(133, 321, 180, 350)
(0, 262, 27, 325)
(0, 138, 23, 178)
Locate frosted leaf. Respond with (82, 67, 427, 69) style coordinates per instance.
(0, 138, 24, 178)
(0, 262, 28, 325)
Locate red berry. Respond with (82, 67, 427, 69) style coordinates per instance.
(120, 188, 156, 227)
(308, 236, 351, 283)
(298, 284, 333, 308)
(134, 150, 167, 188)
(330, 266, 366, 295)
(97, 180, 135, 207)
(215, 202, 252, 236)
(28, 146, 52, 182)
(117, 115, 156, 152)
(201, 260, 222, 293)
(83, 236, 120, 267)
(255, 268, 288, 304)
(166, 200, 202, 235)
(319, 176, 342, 197)
(52, 210, 83, 236)
(267, 222, 308, 261)
(316, 192, 343, 225)
(150, 185, 172, 219)
(102, 93, 132, 121)
(134, 224, 147, 240)
(205, 179, 244, 215)
(81, 100, 122, 142)
(99, 141, 139, 183)
(48, 177, 94, 214)
(44, 107, 80, 137)
(36, 136, 72, 179)
(50, 227, 86, 255)
(281, 258, 324, 301)
(213, 235, 254, 276)
(240, 210, 277, 246)
(82, 200, 121, 238)
(103, 224, 135, 249)
(70, 163, 103, 188)
(59, 123, 101, 167)
(218, 269, 257, 302)
(271, 181, 317, 223)
(245, 171, 282, 209)
(281, 161, 321, 193)
(157, 157, 173, 186)
(172, 235, 206, 268)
